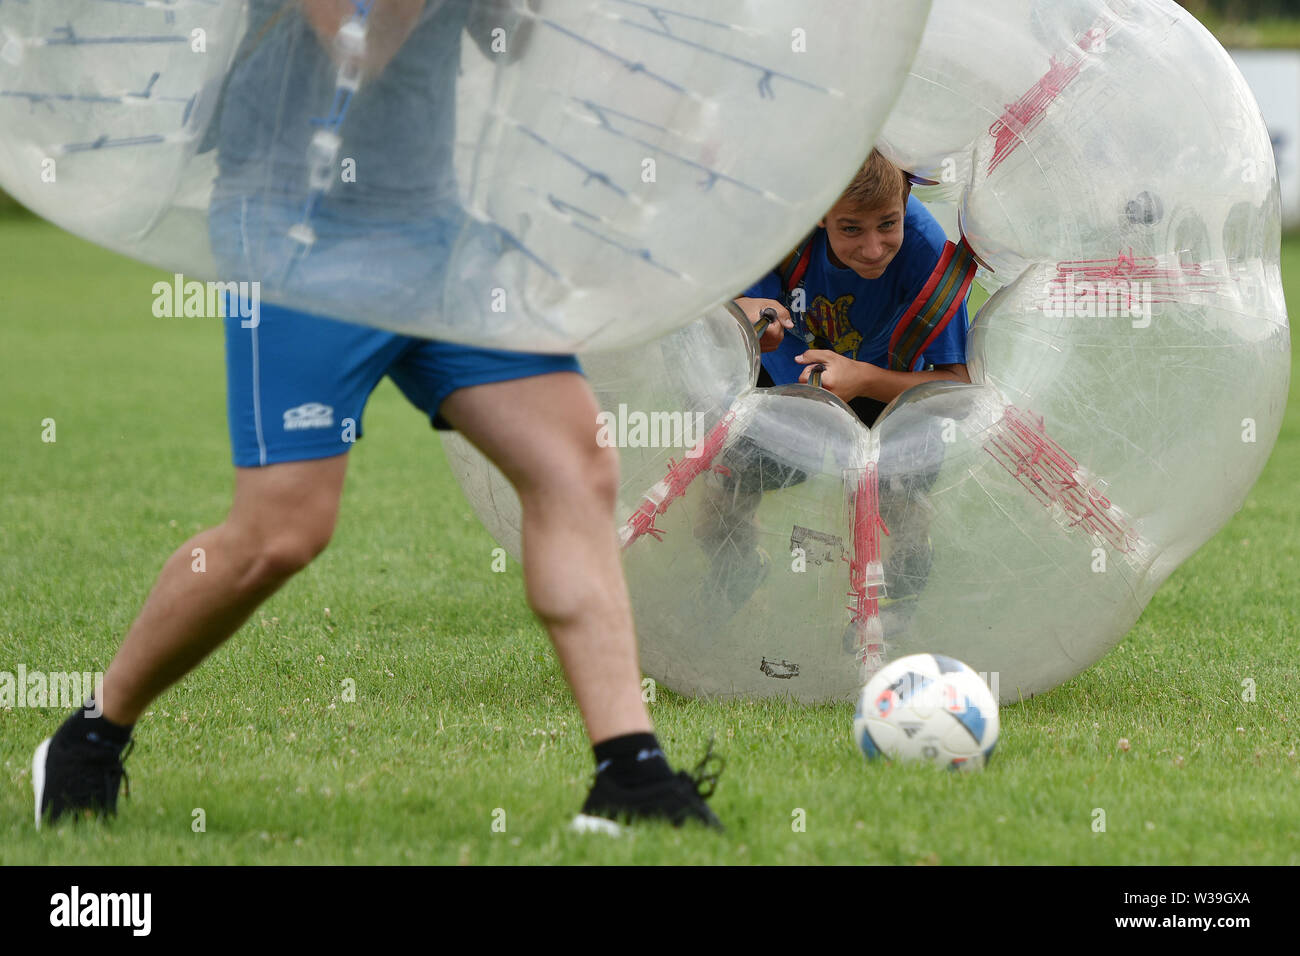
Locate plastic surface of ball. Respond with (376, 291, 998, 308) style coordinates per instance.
(0, 0, 928, 351)
(853, 653, 999, 771)
(445, 0, 1290, 705)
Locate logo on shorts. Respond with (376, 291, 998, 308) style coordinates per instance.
(283, 403, 334, 430)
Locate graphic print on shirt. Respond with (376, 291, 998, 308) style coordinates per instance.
(805, 293, 862, 357)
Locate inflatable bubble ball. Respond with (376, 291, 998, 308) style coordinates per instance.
(445, 0, 1289, 703)
(0, 0, 929, 351)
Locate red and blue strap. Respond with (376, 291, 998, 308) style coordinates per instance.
(887, 238, 977, 373)
(777, 229, 818, 299)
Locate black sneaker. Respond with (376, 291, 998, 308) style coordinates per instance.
(33, 730, 133, 829)
(571, 742, 725, 834)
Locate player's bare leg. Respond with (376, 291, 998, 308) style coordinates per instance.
(99, 455, 348, 726)
(33, 456, 346, 826)
(438, 372, 648, 744)
(35, 374, 719, 830)
(440, 371, 722, 830)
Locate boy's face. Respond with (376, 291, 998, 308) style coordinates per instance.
(819, 194, 905, 279)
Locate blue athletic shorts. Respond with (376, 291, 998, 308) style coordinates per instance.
(223, 303, 582, 467)
(210, 196, 581, 468)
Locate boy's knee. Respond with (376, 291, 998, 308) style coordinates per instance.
(557, 440, 620, 514)
(519, 434, 620, 511)
(223, 459, 345, 586)
(225, 507, 336, 587)
(251, 527, 332, 582)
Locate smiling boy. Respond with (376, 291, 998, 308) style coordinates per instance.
(734, 149, 973, 428)
(718, 150, 978, 611)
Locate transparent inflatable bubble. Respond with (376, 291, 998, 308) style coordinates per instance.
(873, 382, 1152, 691)
(625, 387, 869, 701)
(0, 1, 929, 351)
(447, 0, 1289, 704)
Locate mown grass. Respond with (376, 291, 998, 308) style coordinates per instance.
(0, 220, 1296, 864)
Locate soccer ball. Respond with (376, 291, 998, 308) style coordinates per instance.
(853, 654, 999, 771)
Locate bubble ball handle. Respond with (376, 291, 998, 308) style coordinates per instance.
(753, 306, 777, 339)
(749, 307, 824, 387)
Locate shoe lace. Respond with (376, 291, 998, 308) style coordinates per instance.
(116, 738, 134, 801)
(685, 735, 724, 799)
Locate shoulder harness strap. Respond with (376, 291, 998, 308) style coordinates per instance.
(887, 237, 978, 373)
(778, 229, 819, 299)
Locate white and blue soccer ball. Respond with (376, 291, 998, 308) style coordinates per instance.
(853, 654, 999, 771)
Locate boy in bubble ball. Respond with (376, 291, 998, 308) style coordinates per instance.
(710, 150, 975, 614)
(33, 0, 721, 835)
(736, 150, 972, 415)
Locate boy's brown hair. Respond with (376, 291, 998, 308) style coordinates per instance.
(839, 149, 910, 213)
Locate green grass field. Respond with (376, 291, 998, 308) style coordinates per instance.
(0, 219, 1296, 865)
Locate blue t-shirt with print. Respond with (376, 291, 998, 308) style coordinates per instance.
(744, 195, 970, 382)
